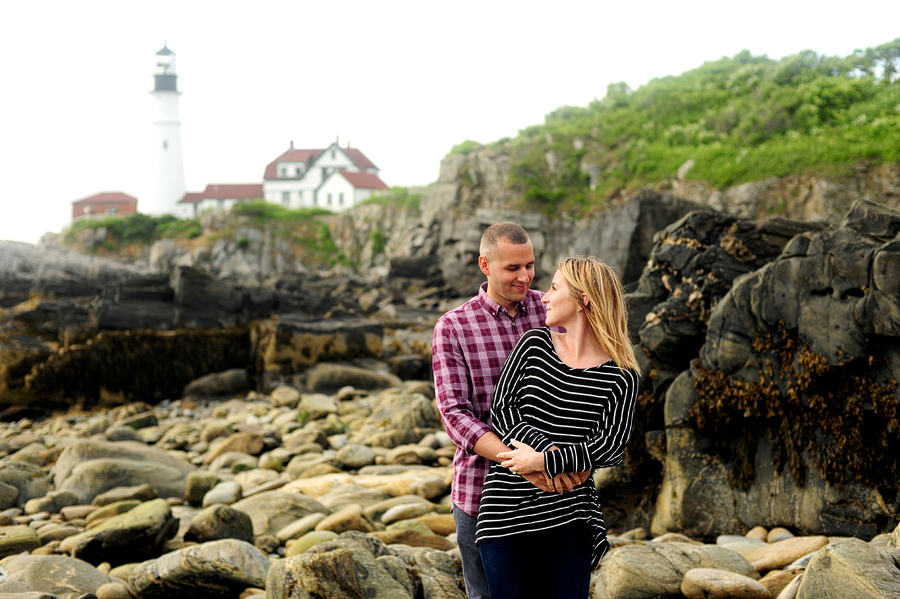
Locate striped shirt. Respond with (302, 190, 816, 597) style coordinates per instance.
(433, 283, 547, 517)
(475, 327, 639, 568)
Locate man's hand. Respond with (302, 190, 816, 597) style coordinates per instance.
(544, 471, 591, 493)
(522, 471, 553, 492)
(523, 471, 591, 493)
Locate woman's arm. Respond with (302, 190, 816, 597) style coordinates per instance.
(490, 331, 553, 453)
(543, 370, 639, 478)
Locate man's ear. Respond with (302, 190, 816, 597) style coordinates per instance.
(479, 255, 490, 277)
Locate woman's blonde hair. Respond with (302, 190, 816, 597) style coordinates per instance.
(559, 256, 641, 374)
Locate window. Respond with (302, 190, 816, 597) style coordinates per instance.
(313, 195, 317, 206)
(338, 192, 344, 205)
(163, 141, 168, 149)
(280, 167, 287, 177)
(296, 166, 303, 176)
(322, 167, 328, 179)
(282, 191, 290, 205)
(327, 193, 333, 205)
(331, 150, 336, 159)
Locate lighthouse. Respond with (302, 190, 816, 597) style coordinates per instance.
(148, 43, 186, 215)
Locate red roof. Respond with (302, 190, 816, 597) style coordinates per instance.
(178, 184, 262, 204)
(343, 147, 377, 170)
(263, 148, 323, 179)
(73, 191, 137, 206)
(338, 170, 389, 190)
(200, 184, 263, 199)
(178, 192, 205, 205)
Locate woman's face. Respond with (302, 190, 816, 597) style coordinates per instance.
(542, 269, 581, 328)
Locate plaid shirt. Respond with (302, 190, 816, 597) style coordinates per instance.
(433, 282, 546, 517)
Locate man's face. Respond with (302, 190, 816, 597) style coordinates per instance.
(479, 239, 535, 311)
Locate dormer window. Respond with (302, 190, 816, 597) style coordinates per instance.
(296, 167, 303, 176)
(280, 167, 287, 177)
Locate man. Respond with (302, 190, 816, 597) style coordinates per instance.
(433, 222, 583, 599)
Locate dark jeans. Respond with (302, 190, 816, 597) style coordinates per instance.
(478, 522, 592, 599)
(453, 504, 491, 599)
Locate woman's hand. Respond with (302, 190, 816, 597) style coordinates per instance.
(497, 440, 544, 475)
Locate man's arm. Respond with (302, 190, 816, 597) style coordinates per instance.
(432, 318, 492, 452)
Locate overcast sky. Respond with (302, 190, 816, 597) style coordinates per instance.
(2, 1, 897, 244)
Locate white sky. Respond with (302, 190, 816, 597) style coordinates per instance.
(1, 0, 898, 244)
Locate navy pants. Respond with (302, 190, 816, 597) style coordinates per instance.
(478, 522, 592, 599)
(453, 505, 491, 599)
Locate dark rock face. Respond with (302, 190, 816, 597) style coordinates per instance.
(649, 200, 900, 538)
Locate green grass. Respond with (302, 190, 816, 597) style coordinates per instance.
(232, 200, 332, 224)
(360, 187, 423, 210)
(490, 38, 900, 216)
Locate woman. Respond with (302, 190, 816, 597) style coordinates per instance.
(475, 256, 640, 599)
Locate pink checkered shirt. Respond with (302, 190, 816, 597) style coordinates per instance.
(432, 283, 546, 517)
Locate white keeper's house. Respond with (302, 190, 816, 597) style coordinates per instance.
(177, 183, 263, 218)
(263, 140, 388, 210)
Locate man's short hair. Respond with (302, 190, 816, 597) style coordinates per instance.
(480, 222, 530, 260)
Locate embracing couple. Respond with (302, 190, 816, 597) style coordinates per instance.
(433, 222, 640, 599)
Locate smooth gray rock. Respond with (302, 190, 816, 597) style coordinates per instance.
(202, 480, 243, 507)
(0, 527, 40, 559)
(57, 498, 178, 566)
(272, 537, 410, 599)
(130, 539, 270, 599)
(591, 542, 758, 599)
(53, 440, 195, 504)
(384, 544, 467, 599)
(231, 491, 329, 537)
(0, 462, 52, 508)
(184, 504, 254, 544)
(92, 483, 158, 507)
(184, 471, 221, 505)
(796, 538, 900, 599)
(349, 388, 442, 448)
(0, 554, 118, 597)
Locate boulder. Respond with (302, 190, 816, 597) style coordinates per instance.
(302, 363, 401, 394)
(349, 387, 442, 448)
(0, 554, 119, 597)
(314, 504, 374, 534)
(591, 542, 758, 599)
(389, 544, 468, 599)
(749, 536, 829, 573)
(184, 504, 254, 544)
(57, 498, 179, 565)
(0, 526, 40, 559)
(0, 462, 52, 508)
(231, 491, 329, 537)
(269, 537, 411, 599)
(182, 368, 249, 398)
(53, 440, 196, 504)
(681, 568, 771, 599)
(795, 538, 900, 598)
(130, 539, 270, 599)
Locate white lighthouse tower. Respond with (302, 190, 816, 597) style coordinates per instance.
(148, 43, 186, 215)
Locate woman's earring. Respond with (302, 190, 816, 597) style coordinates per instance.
(577, 308, 582, 312)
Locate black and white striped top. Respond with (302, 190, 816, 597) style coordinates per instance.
(474, 327, 639, 568)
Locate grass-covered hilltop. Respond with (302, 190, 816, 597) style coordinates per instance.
(454, 37, 900, 216)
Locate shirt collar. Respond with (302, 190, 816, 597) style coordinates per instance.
(477, 282, 528, 318)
